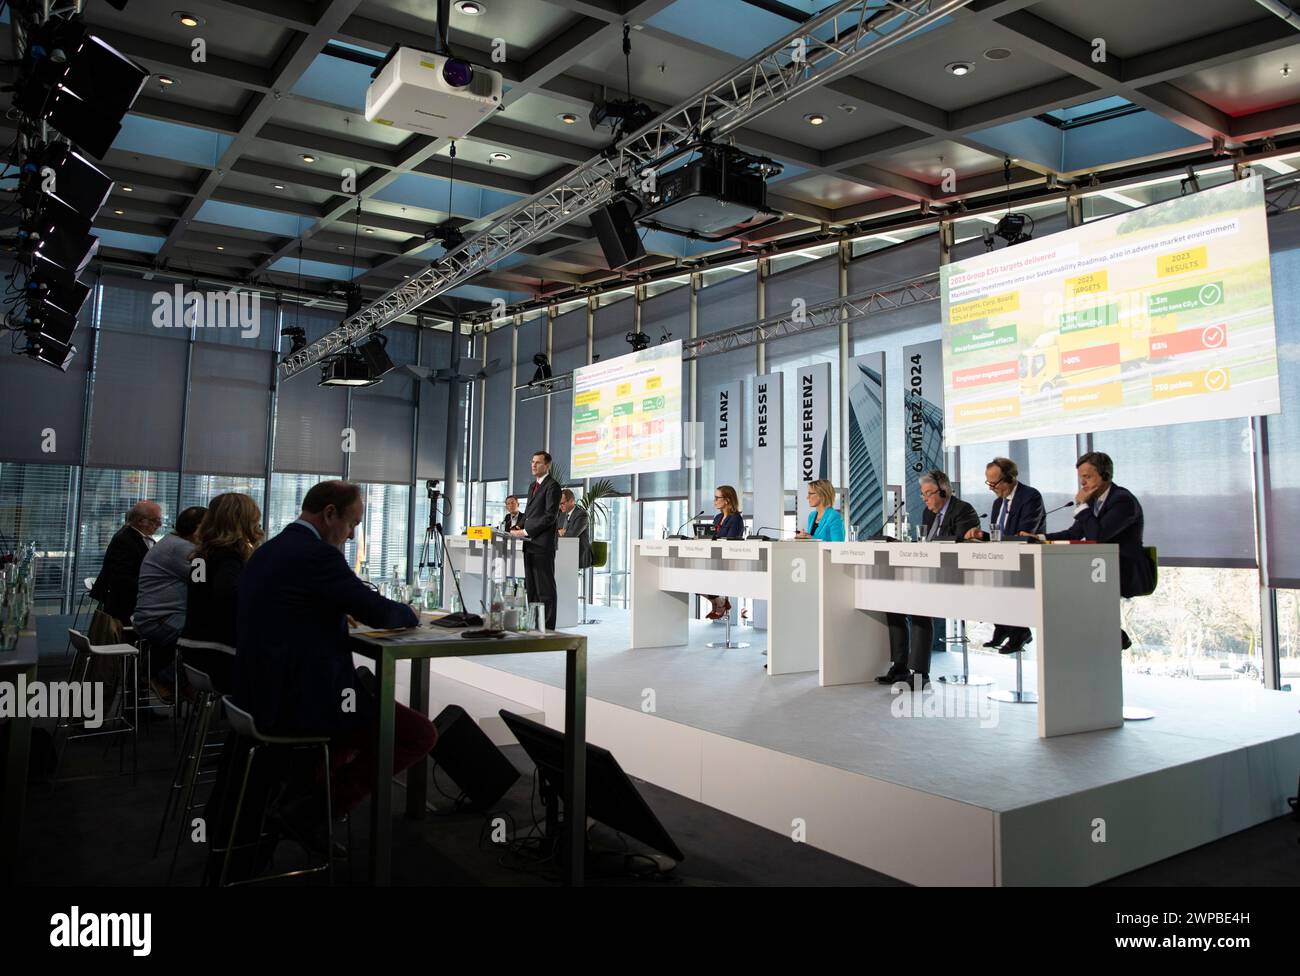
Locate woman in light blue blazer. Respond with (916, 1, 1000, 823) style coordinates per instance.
(796, 479, 845, 542)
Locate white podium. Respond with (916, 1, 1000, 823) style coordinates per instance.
(444, 533, 577, 628)
(818, 540, 1122, 737)
(631, 539, 821, 675)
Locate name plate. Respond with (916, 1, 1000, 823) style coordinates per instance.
(888, 546, 942, 568)
(830, 545, 875, 566)
(957, 546, 1023, 571)
(721, 541, 762, 561)
(639, 540, 670, 557)
(676, 541, 717, 559)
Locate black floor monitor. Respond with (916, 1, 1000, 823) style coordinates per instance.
(498, 709, 685, 864)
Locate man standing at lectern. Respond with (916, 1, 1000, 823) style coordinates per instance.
(512, 451, 561, 629)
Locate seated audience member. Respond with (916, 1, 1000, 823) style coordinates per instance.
(1040, 451, 1153, 650)
(558, 488, 593, 568)
(90, 500, 163, 626)
(233, 480, 436, 832)
(963, 457, 1044, 654)
(795, 479, 845, 541)
(499, 494, 524, 533)
(180, 493, 263, 692)
(702, 484, 745, 620)
(879, 470, 979, 688)
(133, 505, 207, 700)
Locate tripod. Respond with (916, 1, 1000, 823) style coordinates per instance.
(417, 480, 444, 606)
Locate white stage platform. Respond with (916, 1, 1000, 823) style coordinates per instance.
(389, 606, 1300, 886)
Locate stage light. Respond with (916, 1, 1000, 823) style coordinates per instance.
(357, 334, 395, 377)
(319, 351, 380, 387)
(531, 352, 551, 384)
(626, 330, 650, 352)
(23, 334, 77, 371)
(39, 35, 150, 159)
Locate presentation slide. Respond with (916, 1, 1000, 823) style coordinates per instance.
(940, 176, 1280, 446)
(571, 339, 683, 478)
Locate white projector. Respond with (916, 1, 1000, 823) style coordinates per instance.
(364, 48, 502, 138)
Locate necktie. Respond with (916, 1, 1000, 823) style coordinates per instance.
(927, 513, 940, 541)
(529, 481, 537, 499)
(997, 501, 1009, 534)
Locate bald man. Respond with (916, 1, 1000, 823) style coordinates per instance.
(90, 500, 163, 625)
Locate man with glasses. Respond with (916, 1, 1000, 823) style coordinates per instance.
(878, 471, 978, 687)
(964, 457, 1044, 654)
(90, 499, 163, 626)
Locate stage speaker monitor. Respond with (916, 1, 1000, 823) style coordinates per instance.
(591, 199, 645, 270)
(430, 704, 521, 810)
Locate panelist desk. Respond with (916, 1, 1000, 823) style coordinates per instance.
(445, 534, 578, 627)
(631, 538, 820, 675)
(819, 541, 1122, 738)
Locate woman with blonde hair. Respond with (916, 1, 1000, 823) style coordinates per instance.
(703, 484, 744, 620)
(795, 479, 845, 542)
(179, 492, 264, 691)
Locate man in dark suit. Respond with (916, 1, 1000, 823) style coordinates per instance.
(234, 480, 436, 825)
(558, 489, 592, 569)
(1043, 451, 1153, 649)
(878, 470, 980, 687)
(90, 500, 163, 625)
(511, 450, 561, 629)
(964, 457, 1045, 654)
(499, 494, 525, 533)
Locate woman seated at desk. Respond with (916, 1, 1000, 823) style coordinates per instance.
(703, 484, 744, 620)
(795, 479, 845, 542)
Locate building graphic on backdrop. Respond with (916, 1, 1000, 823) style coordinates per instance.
(848, 353, 886, 538)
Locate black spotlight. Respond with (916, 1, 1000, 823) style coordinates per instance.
(319, 351, 379, 387)
(357, 333, 395, 377)
(530, 352, 552, 384)
(20, 144, 113, 221)
(280, 325, 307, 361)
(342, 282, 364, 319)
(626, 330, 650, 352)
(27, 252, 92, 317)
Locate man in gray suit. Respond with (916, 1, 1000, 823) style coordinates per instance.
(557, 489, 592, 569)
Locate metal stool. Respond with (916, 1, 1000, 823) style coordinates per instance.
(575, 566, 599, 625)
(65, 578, 99, 662)
(988, 643, 1037, 704)
(161, 663, 224, 883)
(214, 696, 335, 887)
(937, 620, 993, 687)
(56, 629, 140, 784)
(706, 601, 749, 649)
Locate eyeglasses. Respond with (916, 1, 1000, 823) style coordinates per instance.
(984, 479, 1006, 489)
(920, 488, 940, 499)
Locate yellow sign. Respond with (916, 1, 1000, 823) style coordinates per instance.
(615, 382, 632, 396)
(575, 390, 601, 405)
(1063, 382, 1123, 411)
(467, 525, 493, 540)
(1156, 246, 1208, 277)
(573, 451, 599, 468)
(645, 375, 662, 390)
(954, 397, 1019, 424)
(949, 290, 1020, 325)
(1066, 271, 1108, 297)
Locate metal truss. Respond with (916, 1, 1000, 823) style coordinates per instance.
(280, 0, 973, 379)
(516, 271, 942, 401)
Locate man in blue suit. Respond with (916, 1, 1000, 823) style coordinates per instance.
(234, 480, 436, 827)
(964, 457, 1044, 654)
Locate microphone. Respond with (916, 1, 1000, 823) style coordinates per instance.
(1033, 500, 1075, 536)
(749, 525, 791, 541)
(670, 509, 705, 540)
(870, 496, 906, 541)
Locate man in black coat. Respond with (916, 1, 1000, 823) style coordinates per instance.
(1044, 451, 1153, 649)
(511, 450, 561, 629)
(234, 480, 436, 820)
(878, 470, 980, 687)
(964, 456, 1046, 654)
(90, 500, 163, 624)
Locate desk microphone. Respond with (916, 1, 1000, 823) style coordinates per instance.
(870, 496, 906, 541)
(670, 509, 705, 539)
(750, 525, 790, 541)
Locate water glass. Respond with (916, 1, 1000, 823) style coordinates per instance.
(990, 528, 1003, 543)
(848, 525, 858, 543)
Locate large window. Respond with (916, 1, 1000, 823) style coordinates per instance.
(180, 474, 265, 513)
(1278, 589, 1300, 693)
(593, 494, 632, 608)
(0, 462, 76, 613)
(344, 483, 411, 582)
(75, 468, 179, 594)
(267, 472, 338, 538)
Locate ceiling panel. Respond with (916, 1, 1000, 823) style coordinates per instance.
(1028, 0, 1268, 60)
(1173, 40, 1300, 117)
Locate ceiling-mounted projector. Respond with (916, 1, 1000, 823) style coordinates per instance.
(636, 144, 784, 242)
(365, 47, 502, 138)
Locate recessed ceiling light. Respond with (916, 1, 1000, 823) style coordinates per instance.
(489, 151, 511, 161)
(946, 61, 974, 76)
(113, 209, 124, 215)
(557, 113, 579, 125)
(156, 75, 177, 87)
(804, 113, 826, 126)
(983, 48, 1012, 61)
(364, 228, 374, 234)
(216, 245, 224, 251)
(301, 154, 317, 164)
(174, 11, 205, 28)
(455, 1, 485, 13)
(122, 185, 134, 192)
(337, 245, 346, 251)
(272, 183, 286, 190)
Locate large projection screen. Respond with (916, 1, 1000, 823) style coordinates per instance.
(940, 176, 1280, 446)
(571, 339, 683, 478)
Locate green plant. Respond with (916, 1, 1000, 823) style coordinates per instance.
(580, 478, 619, 534)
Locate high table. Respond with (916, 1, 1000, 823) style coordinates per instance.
(0, 622, 37, 884)
(631, 539, 821, 675)
(349, 619, 587, 884)
(445, 534, 579, 628)
(819, 540, 1122, 737)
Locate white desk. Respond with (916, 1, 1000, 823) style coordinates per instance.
(444, 534, 578, 628)
(819, 541, 1122, 738)
(631, 539, 821, 675)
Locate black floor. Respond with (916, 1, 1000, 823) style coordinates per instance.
(12, 625, 1300, 887)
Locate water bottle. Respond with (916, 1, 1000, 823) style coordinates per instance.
(848, 525, 858, 543)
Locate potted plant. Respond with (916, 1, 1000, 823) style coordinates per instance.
(580, 478, 619, 569)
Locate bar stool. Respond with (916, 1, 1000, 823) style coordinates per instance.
(989, 642, 1037, 704)
(214, 696, 336, 887)
(161, 663, 224, 883)
(576, 565, 599, 625)
(937, 620, 993, 687)
(65, 578, 99, 662)
(56, 629, 140, 784)
(706, 601, 749, 649)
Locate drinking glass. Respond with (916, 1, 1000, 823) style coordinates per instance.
(990, 528, 1003, 543)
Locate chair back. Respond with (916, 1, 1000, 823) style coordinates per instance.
(221, 696, 260, 740)
(182, 664, 216, 695)
(67, 628, 91, 657)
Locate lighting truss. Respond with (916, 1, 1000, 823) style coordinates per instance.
(516, 271, 942, 401)
(280, 0, 974, 379)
